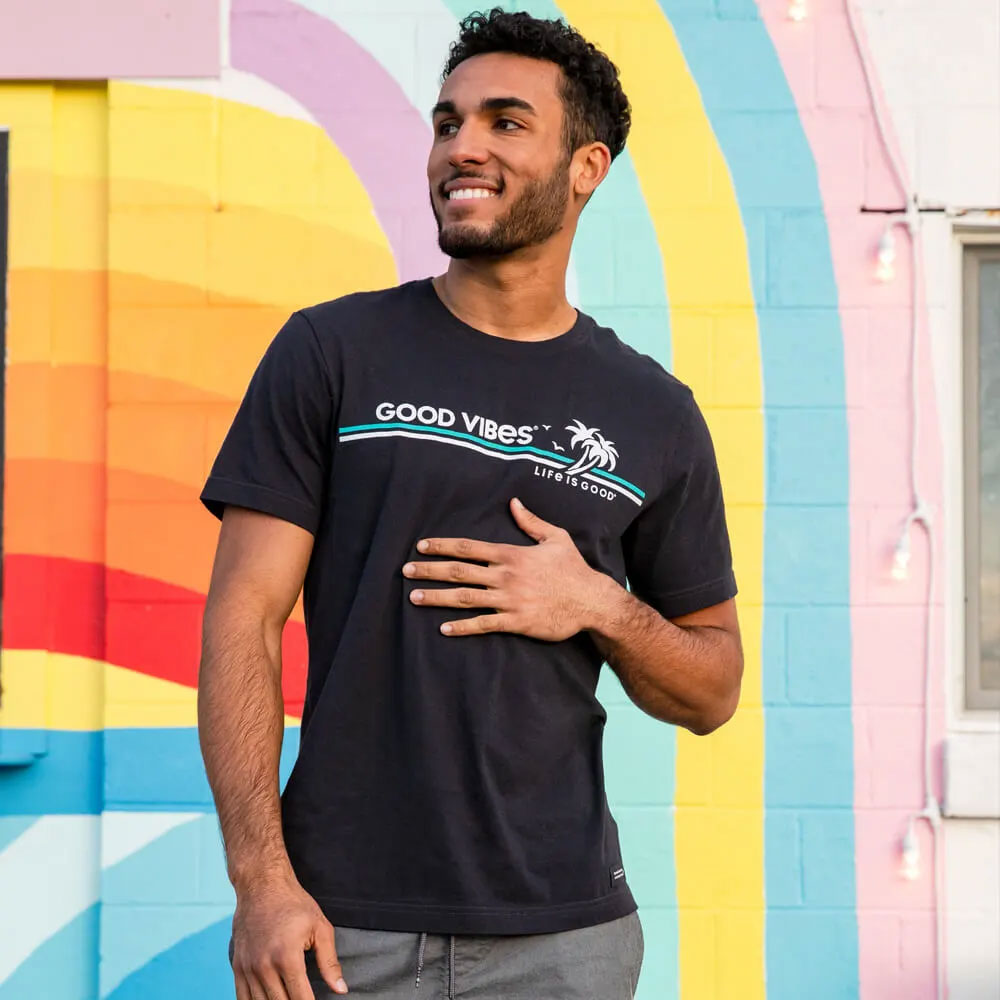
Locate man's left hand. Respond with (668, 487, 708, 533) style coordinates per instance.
(402, 497, 612, 640)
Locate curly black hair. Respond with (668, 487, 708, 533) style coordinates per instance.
(442, 7, 631, 162)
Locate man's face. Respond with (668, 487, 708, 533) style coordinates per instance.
(427, 52, 574, 259)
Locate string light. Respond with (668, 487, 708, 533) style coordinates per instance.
(843, 0, 945, 987)
(900, 797, 942, 882)
(876, 226, 897, 281)
(891, 528, 911, 580)
(890, 500, 932, 581)
(788, 0, 807, 21)
(900, 817, 921, 880)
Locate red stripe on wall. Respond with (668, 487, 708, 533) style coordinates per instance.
(2, 552, 307, 715)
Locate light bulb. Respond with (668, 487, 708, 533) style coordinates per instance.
(876, 228, 896, 282)
(891, 533, 911, 581)
(900, 822, 920, 880)
(788, 0, 807, 20)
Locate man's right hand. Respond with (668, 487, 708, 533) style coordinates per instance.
(230, 873, 348, 999)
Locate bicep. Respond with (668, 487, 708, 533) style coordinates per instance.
(668, 596, 741, 643)
(669, 597, 744, 695)
(205, 506, 315, 634)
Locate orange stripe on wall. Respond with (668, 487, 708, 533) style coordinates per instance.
(7, 362, 106, 464)
(5, 457, 106, 564)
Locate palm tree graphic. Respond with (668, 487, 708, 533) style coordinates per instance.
(562, 419, 619, 476)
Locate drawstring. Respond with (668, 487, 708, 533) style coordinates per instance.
(414, 932, 456, 998)
(414, 932, 427, 989)
(448, 933, 456, 999)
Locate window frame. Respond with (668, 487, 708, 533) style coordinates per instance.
(961, 241, 1000, 712)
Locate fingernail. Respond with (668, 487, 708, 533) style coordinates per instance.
(512, 496, 522, 507)
(417, 540, 429, 552)
(403, 563, 415, 575)
(411, 590, 424, 601)
(335, 978, 348, 993)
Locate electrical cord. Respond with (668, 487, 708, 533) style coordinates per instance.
(842, 3, 946, 997)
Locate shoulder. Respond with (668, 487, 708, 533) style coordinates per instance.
(585, 313, 695, 414)
(287, 281, 427, 382)
(296, 280, 422, 338)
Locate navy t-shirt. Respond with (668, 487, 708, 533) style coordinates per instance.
(200, 277, 737, 935)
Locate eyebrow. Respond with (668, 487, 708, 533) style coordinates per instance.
(430, 96, 537, 118)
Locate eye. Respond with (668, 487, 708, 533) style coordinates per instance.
(437, 121, 459, 136)
(495, 118, 522, 131)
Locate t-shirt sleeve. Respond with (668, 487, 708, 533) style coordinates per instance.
(199, 309, 335, 535)
(621, 389, 738, 619)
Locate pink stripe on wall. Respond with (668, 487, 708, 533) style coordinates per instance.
(756, 1, 946, 997)
(231, 0, 447, 283)
(0, 0, 219, 79)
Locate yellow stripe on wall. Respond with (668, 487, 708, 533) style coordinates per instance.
(0, 650, 300, 729)
(555, 3, 766, 997)
(0, 82, 109, 367)
(106, 82, 397, 317)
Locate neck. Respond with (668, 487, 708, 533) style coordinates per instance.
(434, 245, 577, 342)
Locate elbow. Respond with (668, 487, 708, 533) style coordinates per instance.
(685, 625, 744, 737)
(691, 675, 743, 737)
(691, 698, 737, 736)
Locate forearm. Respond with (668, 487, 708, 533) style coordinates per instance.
(585, 575, 740, 735)
(198, 603, 293, 893)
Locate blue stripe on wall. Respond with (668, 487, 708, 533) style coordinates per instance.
(106, 917, 234, 1000)
(0, 904, 99, 1000)
(100, 900, 235, 998)
(0, 731, 103, 815)
(0, 728, 301, 815)
(0, 815, 40, 851)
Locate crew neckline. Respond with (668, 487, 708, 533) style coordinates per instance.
(417, 276, 592, 358)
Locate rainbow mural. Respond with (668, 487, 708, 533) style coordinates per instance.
(0, 1, 945, 997)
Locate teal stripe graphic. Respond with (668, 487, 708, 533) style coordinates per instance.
(338, 421, 646, 500)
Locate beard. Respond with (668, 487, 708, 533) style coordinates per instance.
(431, 154, 571, 259)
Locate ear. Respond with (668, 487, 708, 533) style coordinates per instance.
(572, 141, 611, 199)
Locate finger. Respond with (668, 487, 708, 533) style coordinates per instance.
(441, 612, 516, 636)
(411, 586, 499, 609)
(403, 559, 495, 586)
(509, 496, 559, 540)
(415, 536, 505, 563)
(274, 950, 316, 1000)
(243, 970, 272, 1000)
(253, 964, 292, 1000)
(313, 922, 349, 994)
(234, 969, 253, 1000)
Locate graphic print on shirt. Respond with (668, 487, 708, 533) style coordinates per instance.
(337, 400, 646, 506)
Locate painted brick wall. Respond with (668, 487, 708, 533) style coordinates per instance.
(2, 2, 996, 999)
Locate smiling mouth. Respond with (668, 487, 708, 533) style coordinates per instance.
(446, 188, 500, 202)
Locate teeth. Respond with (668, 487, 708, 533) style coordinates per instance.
(448, 188, 498, 200)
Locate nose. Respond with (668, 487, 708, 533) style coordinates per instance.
(446, 120, 490, 168)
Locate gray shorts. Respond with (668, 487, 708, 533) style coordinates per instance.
(229, 910, 643, 999)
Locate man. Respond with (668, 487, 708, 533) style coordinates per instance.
(198, 8, 742, 1000)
